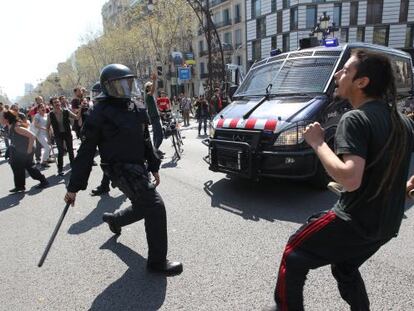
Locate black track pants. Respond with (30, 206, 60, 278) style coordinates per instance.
(274, 211, 389, 311)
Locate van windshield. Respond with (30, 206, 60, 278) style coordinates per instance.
(235, 56, 339, 96)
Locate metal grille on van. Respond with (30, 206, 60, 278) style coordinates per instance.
(268, 54, 287, 63)
(252, 59, 268, 68)
(314, 50, 342, 56)
(288, 51, 313, 58)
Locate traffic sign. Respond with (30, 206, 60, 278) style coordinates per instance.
(178, 67, 191, 81)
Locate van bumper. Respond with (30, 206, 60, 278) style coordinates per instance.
(206, 138, 318, 179)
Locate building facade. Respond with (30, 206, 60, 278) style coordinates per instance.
(245, 0, 414, 66)
(193, 0, 247, 95)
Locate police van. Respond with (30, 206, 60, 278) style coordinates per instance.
(204, 40, 414, 188)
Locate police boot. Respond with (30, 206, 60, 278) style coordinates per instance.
(102, 213, 122, 235)
(147, 260, 183, 276)
(91, 186, 110, 196)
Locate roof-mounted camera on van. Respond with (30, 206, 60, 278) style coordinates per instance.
(270, 48, 282, 57)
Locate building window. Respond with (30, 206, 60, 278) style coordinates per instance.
(235, 4, 241, 23)
(283, 0, 290, 10)
(283, 34, 290, 52)
(271, 0, 277, 13)
(333, 3, 342, 27)
(277, 11, 283, 34)
(340, 27, 349, 42)
(357, 27, 365, 42)
(290, 7, 298, 31)
(200, 62, 205, 75)
(400, 0, 409, 23)
(252, 40, 262, 61)
(373, 25, 389, 45)
(223, 9, 230, 25)
(224, 32, 232, 45)
(271, 35, 277, 49)
(350, 2, 358, 26)
(306, 6, 317, 29)
(367, 0, 383, 25)
(256, 16, 266, 38)
(235, 29, 242, 48)
(312, 0, 326, 3)
(405, 24, 414, 48)
(199, 40, 204, 53)
(237, 55, 242, 66)
(252, 0, 261, 19)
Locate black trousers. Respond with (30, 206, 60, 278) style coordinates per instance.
(9, 152, 46, 188)
(97, 172, 110, 190)
(274, 211, 389, 311)
(35, 139, 42, 162)
(198, 117, 208, 134)
(55, 132, 74, 172)
(107, 164, 167, 264)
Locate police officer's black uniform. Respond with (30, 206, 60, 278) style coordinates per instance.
(66, 64, 182, 275)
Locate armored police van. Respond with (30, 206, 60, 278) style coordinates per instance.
(204, 41, 413, 188)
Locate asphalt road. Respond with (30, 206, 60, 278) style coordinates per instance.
(0, 121, 413, 310)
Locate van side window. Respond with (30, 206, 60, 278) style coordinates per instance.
(390, 56, 412, 94)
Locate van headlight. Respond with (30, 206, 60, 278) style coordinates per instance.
(274, 123, 308, 146)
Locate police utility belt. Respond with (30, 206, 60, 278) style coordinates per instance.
(101, 162, 147, 181)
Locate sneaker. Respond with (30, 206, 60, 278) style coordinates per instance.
(9, 187, 25, 193)
(35, 180, 49, 189)
(41, 162, 50, 168)
(57, 171, 64, 176)
(102, 213, 121, 235)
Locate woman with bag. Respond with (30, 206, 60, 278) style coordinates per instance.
(3, 111, 48, 193)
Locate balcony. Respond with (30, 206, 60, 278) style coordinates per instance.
(215, 19, 232, 29)
(234, 16, 241, 24)
(210, 0, 228, 7)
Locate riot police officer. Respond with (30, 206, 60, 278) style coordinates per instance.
(64, 64, 183, 275)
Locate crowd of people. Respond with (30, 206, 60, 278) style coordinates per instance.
(0, 80, 225, 192)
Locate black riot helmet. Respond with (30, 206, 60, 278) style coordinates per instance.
(91, 81, 101, 99)
(99, 64, 141, 99)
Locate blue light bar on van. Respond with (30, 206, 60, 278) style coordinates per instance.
(323, 38, 339, 47)
(270, 49, 282, 56)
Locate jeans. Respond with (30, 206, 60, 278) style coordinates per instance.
(55, 132, 74, 172)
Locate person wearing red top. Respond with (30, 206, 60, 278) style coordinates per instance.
(156, 91, 171, 112)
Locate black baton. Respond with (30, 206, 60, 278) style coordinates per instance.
(38, 202, 71, 267)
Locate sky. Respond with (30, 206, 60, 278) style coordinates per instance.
(0, 0, 108, 101)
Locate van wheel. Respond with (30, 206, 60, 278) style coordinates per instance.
(310, 161, 331, 190)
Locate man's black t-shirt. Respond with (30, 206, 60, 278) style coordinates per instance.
(332, 100, 414, 239)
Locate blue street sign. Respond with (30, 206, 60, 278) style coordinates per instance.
(178, 67, 191, 80)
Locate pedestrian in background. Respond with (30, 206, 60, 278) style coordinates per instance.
(145, 73, 164, 158)
(180, 93, 192, 127)
(194, 95, 209, 136)
(71, 87, 84, 139)
(47, 97, 79, 176)
(3, 110, 48, 193)
(33, 103, 51, 167)
(266, 50, 414, 311)
(210, 88, 222, 118)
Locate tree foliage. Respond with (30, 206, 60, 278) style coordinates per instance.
(33, 0, 196, 101)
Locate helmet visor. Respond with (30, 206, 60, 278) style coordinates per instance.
(104, 77, 140, 98)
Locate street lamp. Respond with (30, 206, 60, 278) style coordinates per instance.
(309, 11, 339, 41)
